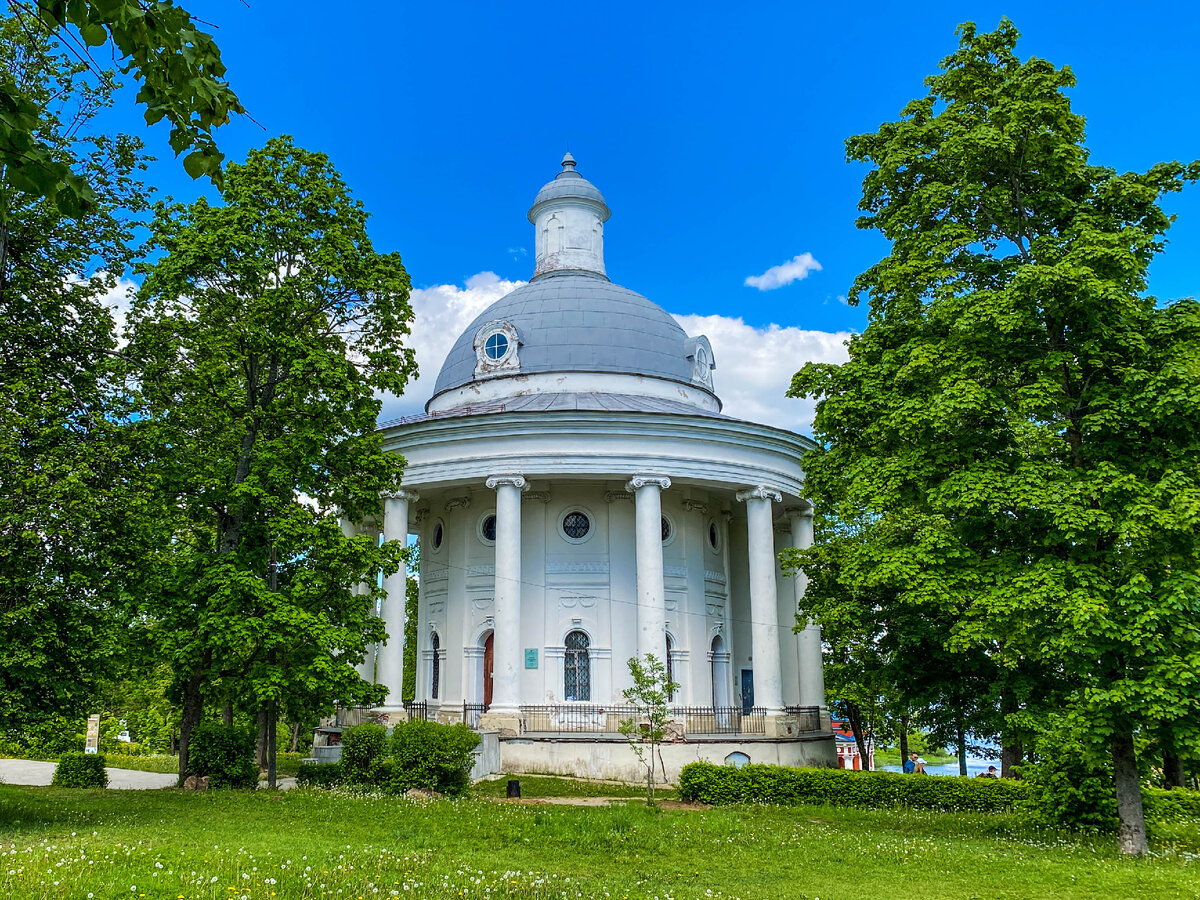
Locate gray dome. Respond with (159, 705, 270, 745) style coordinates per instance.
(431, 271, 700, 398)
(528, 152, 610, 222)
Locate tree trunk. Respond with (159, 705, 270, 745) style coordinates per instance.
(177, 667, 206, 781)
(255, 707, 268, 769)
(1113, 730, 1148, 856)
(1001, 740, 1023, 780)
(956, 717, 968, 777)
(1163, 750, 1186, 789)
(289, 720, 301, 753)
(898, 715, 909, 765)
(221, 703, 233, 726)
(846, 701, 869, 768)
(267, 699, 278, 790)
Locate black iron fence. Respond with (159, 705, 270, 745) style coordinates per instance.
(514, 704, 802, 736)
(674, 706, 766, 735)
(463, 702, 487, 728)
(784, 705, 822, 734)
(404, 700, 429, 722)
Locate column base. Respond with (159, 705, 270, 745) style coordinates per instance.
(478, 711, 521, 737)
(765, 712, 802, 739)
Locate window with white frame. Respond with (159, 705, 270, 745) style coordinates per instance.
(563, 630, 591, 702)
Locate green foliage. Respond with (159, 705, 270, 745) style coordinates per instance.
(1, 1, 243, 215)
(785, 18, 1200, 852)
(388, 720, 480, 795)
(678, 762, 1025, 813)
(0, 17, 153, 736)
(51, 752, 108, 788)
(188, 723, 257, 789)
(340, 723, 388, 784)
(126, 136, 417, 776)
(1019, 731, 1119, 833)
(618, 654, 679, 804)
(296, 761, 343, 788)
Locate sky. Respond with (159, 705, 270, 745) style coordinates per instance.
(88, 1, 1200, 434)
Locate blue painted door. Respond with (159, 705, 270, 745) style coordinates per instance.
(740, 669, 754, 713)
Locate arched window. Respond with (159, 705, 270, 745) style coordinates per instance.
(666, 634, 677, 701)
(564, 630, 591, 702)
(431, 632, 441, 700)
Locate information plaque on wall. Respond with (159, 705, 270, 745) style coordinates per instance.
(84, 714, 100, 754)
(524, 648, 538, 669)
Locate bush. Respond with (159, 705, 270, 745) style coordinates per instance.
(1018, 731, 1118, 832)
(388, 720, 480, 795)
(52, 752, 108, 788)
(341, 723, 389, 784)
(1144, 786, 1200, 822)
(678, 762, 1026, 813)
(188, 723, 257, 789)
(296, 760, 343, 788)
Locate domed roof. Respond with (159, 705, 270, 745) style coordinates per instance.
(528, 152, 610, 222)
(431, 271, 700, 397)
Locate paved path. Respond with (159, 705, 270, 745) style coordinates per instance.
(0, 758, 176, 790)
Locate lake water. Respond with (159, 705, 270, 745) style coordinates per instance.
(879, 759, 995, 778)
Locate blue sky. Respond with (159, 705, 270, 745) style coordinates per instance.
(89, 1, 1200, 428)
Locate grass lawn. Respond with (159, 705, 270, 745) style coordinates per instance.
(1, 783, 1198, 899)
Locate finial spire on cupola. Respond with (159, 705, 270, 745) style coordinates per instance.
(528, 154, 611, 280)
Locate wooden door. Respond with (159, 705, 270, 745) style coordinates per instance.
(483, 633, 494, 709)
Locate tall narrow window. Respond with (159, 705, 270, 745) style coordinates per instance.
(431, 632, 441, 700)
(563, 630, 591, 702)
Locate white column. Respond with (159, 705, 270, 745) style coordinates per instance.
(788, 506, 826, 711)
(736, 485, 784, 715)
(626, 475, 671, 660)
(486, 474, 526, 715)
(378, 489, 416, 709)
(340, 517, 375, 682)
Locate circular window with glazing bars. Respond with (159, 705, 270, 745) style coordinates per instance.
(558, 507, 594, 544)
(661, 514, 674, 545)
(479, 513, 497, 544)
(483, 331, 509, 360)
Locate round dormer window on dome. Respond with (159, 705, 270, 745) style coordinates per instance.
(473, 320, 520, 378)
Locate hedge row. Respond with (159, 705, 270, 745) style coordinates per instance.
(678, 762, 1027, 813)
(297, 719, 480, 796)
(52, 752, 108, 788)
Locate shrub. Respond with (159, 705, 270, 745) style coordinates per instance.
(389, 720, 480, 795)
(296, 760, 343, 788)
(188, 723, 257, 789)
(678, 762, 1026, 813)
(52, 752, 108, 788)
(1018, 731, 1118, 832)
(341, 723, 389, 784)
(1144, 786, 1200, 822)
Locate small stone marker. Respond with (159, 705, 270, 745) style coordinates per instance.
(84, 714, 100, 755)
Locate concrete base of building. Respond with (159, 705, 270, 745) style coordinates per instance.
(496, 733, 837, 783)
(477, 711, 522, 737)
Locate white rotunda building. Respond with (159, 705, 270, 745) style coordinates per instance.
(362, 155, 835, 779)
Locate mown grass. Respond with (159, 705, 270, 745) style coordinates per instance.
(1, 783, 1198, 899)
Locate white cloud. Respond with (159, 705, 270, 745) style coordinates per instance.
(378, 272, 524, 421)
(744, 253, 822, 291)
(673, 314, 851, 434)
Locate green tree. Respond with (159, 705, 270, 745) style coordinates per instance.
(1, 2, 242, 214)
(787, 19, 1200, 855)
(0, 18, 151, 732)
(618, 653, 679, 805)
(126, 136, 417, 780)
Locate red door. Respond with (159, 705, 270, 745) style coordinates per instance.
(483, 633, 494, 710)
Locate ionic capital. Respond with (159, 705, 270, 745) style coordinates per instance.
(785, 503, 815, 521)
(486, 474, 528, 491)
(381, 488, 420, 504)
(625, 474, 671, 493)
(735, 485, 783, 504)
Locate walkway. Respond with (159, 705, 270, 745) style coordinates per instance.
(0, 758, 177, 790)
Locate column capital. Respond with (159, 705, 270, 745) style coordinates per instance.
(626, 474, 671, 493)
(785, 502, 815, 520)
(381, 488, 420, 503)
(486, 473, 528, 491)
(736, 485, 782, 504)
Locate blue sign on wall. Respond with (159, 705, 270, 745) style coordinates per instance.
(524, 648, 539, 669)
